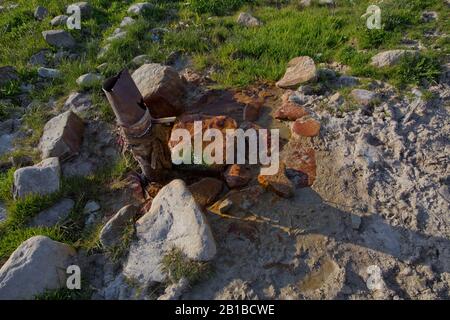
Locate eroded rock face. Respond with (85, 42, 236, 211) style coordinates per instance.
(0, 236, 76, 300)
(276, 56, 317, 89)
(13, 157, 61, 199)
(42, 30, 76, 49)
(123, 179, 216, 285)
(131, 63, 185, 118)
(39, 111, 84, 160)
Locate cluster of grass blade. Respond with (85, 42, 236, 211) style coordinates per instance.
(161, 247, 213, 285)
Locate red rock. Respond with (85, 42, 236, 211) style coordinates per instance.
(258, 163, 294, 198)
(292, 118, 320, 137)
(281, 140, 316, 187)
(234, 91, 264, 122)
(274, 100, 309, 121)
(224, 164, 252, 189)
(169, 115, 238, 165)
(189, 177, 223, 207)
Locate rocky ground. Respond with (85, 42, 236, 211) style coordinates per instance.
(0, 0, 449, 300)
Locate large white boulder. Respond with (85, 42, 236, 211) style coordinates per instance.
(123, 179, 216, 285)
(0, 236, 76, 300)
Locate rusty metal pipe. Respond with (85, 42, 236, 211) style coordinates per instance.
(102, 69, 175, 182)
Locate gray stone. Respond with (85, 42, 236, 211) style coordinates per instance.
(351, 215, 362, 230)
(131, 54, 151, 66)
(131, 63, 185, 118)
(157, 277, 189, 300)
(0, 202, 6, 223)
(34, 6, 48, 21)
(29, 50, 49, 66)
(0, 134, 14, 157)
(237, 12, 262, 27)
(123, 179, 216, 285)
(29, 199, 74, 227)
(276, 56, 317, 89)
(0, 66, 19, 87)
(120, 16, 135, 27)
(336, 75, 360, 88)
(106, 31, 127, 42)
(42, 30, 76, 49)
(127, 2, 153, 16)
(99, 205, 137, 248)
(63, 92, 92, 113)
(76, 73, 103, 88)
(37, 67, 61, 79)
(421, 11, 438, 22)
(0, 236, 76, 300)
(13, 157, 61, 199)
(39, 111, 84, 160)
(84, 200, 101, 226)
(84, 200, 100, 215)
(351, 89, 378, 106)
(50, 15, 68, 27)
(70, 2, 91, 16)
(370, 50, 418, 68)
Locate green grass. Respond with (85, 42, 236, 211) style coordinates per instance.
(0, 156, 132, 263)
(161, 247, 213, 285)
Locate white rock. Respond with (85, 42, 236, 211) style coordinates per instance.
(120, 16, 135, 27)
(237, 12, 262, 27)
(131, 54, 151, 66)
(0, 236, 76, 300)
(351, 89, 378, 106)
(29, 199, 74, 227)
(37, 67, 61, 79)
(123, 179, 216, 285)
(276, 56, 317, 89)
(39, 111, 84, 160)
(50, 15, 68, 26)
(127, 2, 153, 16)
(370, 50, 418, 68)
(13, 157, 61, 199)
(106, 31, 127, 42)
(76, 73, 103, 87)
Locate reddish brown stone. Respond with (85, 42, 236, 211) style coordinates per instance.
(234, 91, 264, 122)
(189, 177, 223, 207)
(292, 118, 321, 137)
(258, 163, 294, 198)
(224, 164, 252, 189)
(274, 100, 309, 121)
(281, 139, 316, 187)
